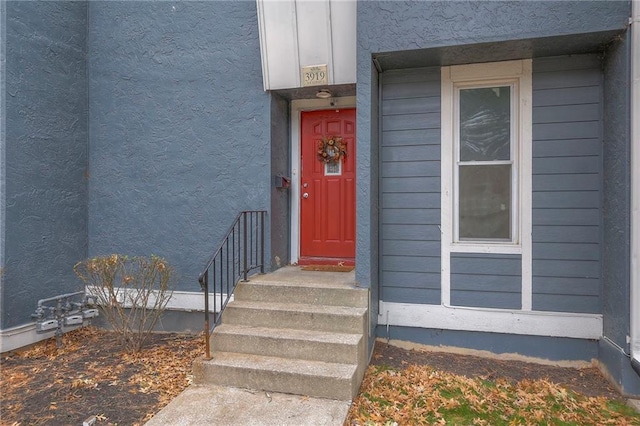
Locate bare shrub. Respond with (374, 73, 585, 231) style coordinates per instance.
(74, 255, 174, 352)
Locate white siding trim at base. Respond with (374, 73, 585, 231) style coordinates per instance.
(0, 321, 89, 354)
(84, 287, 230, 313)
(378, 301, 602, 340)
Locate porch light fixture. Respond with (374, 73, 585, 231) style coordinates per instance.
(315, 89, 332, 99)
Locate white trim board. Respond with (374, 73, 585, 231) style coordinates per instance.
(289, 96, 356, 264)
(378, 301, 602, 340)
(0, 321, 89, 354)
(84, 286, 229, 313)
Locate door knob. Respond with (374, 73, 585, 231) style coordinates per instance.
(303, 193, 309, 199)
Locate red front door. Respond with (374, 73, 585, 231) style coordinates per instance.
(300, 109, 356, 264)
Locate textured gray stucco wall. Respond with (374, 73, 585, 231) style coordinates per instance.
(599, 28, 640, 396)
(0, 0, 6, 317)
(88, 1, 271, 292)
(602, 33, 631, 351)
(355, 57, 379, 286)
(270, 93, 289, 270)
(2, 1, 88, 329)
(358, 1, 629, 55)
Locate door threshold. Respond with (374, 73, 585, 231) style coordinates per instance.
(297, 257, 355, 267)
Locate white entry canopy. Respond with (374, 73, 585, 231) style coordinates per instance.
(256, 0, 357, 91)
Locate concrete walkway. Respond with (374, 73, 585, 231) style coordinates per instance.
(145, 385, 351, 426)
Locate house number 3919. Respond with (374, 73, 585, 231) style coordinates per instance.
(301, 65, 328, 87)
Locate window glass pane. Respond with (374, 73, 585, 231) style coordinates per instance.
(325, 161, 341, 176)
(459, 164, 511, 240)
(459, 86, 511, 161)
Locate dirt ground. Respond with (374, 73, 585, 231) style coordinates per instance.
(0, 328, 630, 425)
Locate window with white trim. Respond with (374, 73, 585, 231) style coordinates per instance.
(441, 60, 532, 252)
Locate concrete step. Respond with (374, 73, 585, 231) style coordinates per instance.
(235, 280, 368, 308)
(195, 267, 369, 401)
(222, 300, 367, 334)
(211, 324, 363, 364)
(193, 351, 359, 400)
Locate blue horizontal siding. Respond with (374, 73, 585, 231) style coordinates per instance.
(381, 224, 441, 241)
(450, 253, 522, 309)
(533, 225, 599, 244)
(380, 208, 440, 225)
(532, 55, 602, 314)
(381, 193, 440, 209)
(532, 70, 602, 90)
(383, 255, 440, 274)
(382, 240, 440, 257)
(533, 86, 600, 107)
(533, 277, 600, 296)
(532, 243, 600, 261)
(382, 81, 440, 99)
(382, 160, 440, 178)
(533, 121, 600, 140)
(380, 67, 441, 305)
(379, 55, 603, 314)
(382, 176, 440, 193)
(381, 271, 440, 289)
(533, 104, 600, 124)
(533, 139, 601, 157)
(533, 209, 599, 226)
(381, 144, 440, 162)
(382, 97, 440, 116)
(533, 174, 599, 191)
(382, 113, 440, 131)
(382, 128, 440, 146)
(533, 294, 599, 313)
(380, 287, 441, 305)
(533, 156, 599, 174)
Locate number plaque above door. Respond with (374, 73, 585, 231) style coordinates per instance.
(301, 64, 328, 87)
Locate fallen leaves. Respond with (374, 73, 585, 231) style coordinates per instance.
(346, 364, 640, 425)
(1, 326, 202, 425)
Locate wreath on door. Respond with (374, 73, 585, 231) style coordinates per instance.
(317, 136, 347, 164)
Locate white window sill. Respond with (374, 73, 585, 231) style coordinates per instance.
(449, 243, 522, 255)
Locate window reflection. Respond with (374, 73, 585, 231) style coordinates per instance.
(459, 86, 511, 162)
(459, 164, 511, 240)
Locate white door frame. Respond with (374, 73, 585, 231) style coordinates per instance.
(289, 96, 356, 264)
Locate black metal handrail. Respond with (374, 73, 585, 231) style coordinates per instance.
(198, 210, 266, 359)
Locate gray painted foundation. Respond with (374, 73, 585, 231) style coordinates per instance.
(92, 308, 204, 335)
(598, 338, 640, 396)
(377, 325, 598, 363)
